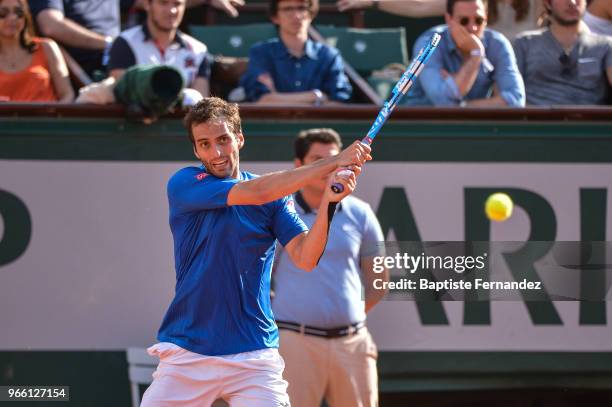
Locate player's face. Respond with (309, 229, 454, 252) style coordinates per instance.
(192, 120, 244, 179)
(147, 0, 185, 32)
(271, 0, 312, 38)
(295, 141, 340, 192)
(449, 0, 487, 37)
(0, 0, 26, 39)
(547, 0, 585, 26)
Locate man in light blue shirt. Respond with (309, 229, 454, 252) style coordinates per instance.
(273, 128, 387, 407)
(405, 0, 525, 107)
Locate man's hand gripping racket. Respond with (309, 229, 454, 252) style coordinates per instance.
(331, 33, 441, 193)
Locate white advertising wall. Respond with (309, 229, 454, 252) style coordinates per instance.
(1, 160, 611, 351)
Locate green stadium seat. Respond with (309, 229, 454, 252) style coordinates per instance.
(315, 25, 408, 75)
(315, 25, 408, 99)
(189, 23, 277, 58)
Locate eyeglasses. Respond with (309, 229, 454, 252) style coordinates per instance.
(459, 16, 485, 26)
(559, 52, 574, 78)
(0, 7, 25, 19)
(278, 5, 309, 14)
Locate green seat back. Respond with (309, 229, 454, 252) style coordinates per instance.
(189, 23, 277, 57)
(315, 25, 408, 74)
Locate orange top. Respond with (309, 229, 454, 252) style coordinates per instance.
(0, 38, 59, 102)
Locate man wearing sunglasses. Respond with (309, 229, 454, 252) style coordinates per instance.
(513, 0, 612, 105)
(405, 0, 525, 107)
(239, 0, 352, 105)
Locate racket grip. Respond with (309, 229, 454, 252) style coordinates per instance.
(331, 182, 344, 193)
(330, 169, 353, 193)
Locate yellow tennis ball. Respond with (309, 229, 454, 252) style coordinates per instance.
(485, 193, 513, 222)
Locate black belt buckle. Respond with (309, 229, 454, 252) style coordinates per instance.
(277, 320, 364, 338)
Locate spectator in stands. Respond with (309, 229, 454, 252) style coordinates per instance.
(404, 0, 525, 106)
(186, 0, 246, 18)
(29, 0, 120, 79)
(239, 0, 352, 105)
(487, 0, 544, 40)
(0, 0, 73, 101)
(584, 0, 612, 36)
(108, 0, 211, 101)
(126, 0, 247, 27)
(336, 0, 544, 41)
(513, 0, 612, 105)
(337, 0, 445, 17)
(273, 128, 386, 407)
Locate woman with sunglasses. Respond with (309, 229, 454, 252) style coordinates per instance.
(0, 0, 73, 102)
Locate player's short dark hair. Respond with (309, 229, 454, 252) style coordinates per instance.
(294, 128, 343, 161)
(184, 97, 243, 146)
(446, 0, 486, 15)
(269, 0, 319, 19)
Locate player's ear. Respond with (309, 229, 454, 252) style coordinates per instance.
(236, 132, 245, 149)
(444, 13, 452, 25)
(193, 145, 201, 160)
(294, 158, 303, 168)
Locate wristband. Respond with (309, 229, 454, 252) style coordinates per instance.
(102, 36, 113, 66)
(469, 48, 483, 58)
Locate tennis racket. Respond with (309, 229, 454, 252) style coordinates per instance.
(331, 32, 442, 193)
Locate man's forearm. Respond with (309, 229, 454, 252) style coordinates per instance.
(293, 198, 336, 271)
(228, 156, 338, 205)
(379, 0, 445, 17)
(465, 95, 507, 107)
(38, 10, 108, 50)
(191, 77, 210, 98)
(186, 0, 207, 6)
(365, 287, 386, 313)
(362, 257, 388, 312)
(452, 55, 481, 97)
(257, 91, 318, 105)
(365, 265, 388, 312)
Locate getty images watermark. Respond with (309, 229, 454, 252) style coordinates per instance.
(364, 241, 612, 301)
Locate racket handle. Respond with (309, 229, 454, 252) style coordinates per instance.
(331, 182, 344, 193)
(330, 169, 354, 194)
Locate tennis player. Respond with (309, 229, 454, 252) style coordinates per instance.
(140, 97, 371, 406)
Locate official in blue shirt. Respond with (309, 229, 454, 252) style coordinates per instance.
(141, 97, 371, 406)
(239, 0, 352, 105)
(273, 129, 387, 407)
(405, 0, 525, 107)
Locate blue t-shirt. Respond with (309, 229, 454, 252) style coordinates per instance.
(158, 166, 308, 356)
(239, 38, 352, 102)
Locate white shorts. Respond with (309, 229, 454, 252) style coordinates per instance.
(141, 342, 290, 407)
